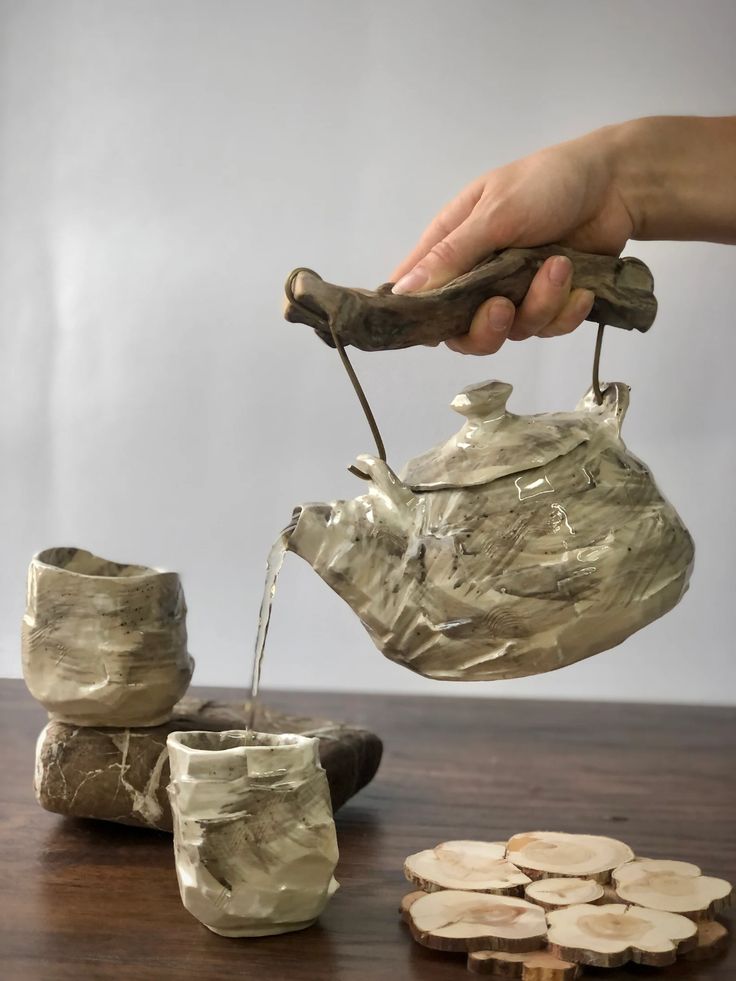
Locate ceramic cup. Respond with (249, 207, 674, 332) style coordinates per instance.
(22, 547, 194, 726)
(167, 729, 339, 937)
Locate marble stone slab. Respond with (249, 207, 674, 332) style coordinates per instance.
(34, 697, 383, 832)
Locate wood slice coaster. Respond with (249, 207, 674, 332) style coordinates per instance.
(34, 696, 382, 831)
(399, 891, 426, 923)
(524, 878, 604, 911)
(506, 832, 634, 883)
(612, 858, 732, 920)
(406, 890, 547, 953)
(468, 949, 581, 979)
(546, 903, 697, 968)
(405, 841, 530, 894)
(400, 836, 732, 974)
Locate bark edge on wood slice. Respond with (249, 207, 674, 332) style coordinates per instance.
(682, 920, 730, 961)
(34, 697, 383, 831)
(405, 841, 530, 894)
(399, 891, 426, 923)
(599, 884, 619, 904)
(467, 949, 581, 979)
(407, 890, 547, 953)
(612, 858, 732, 920)
(524, 878, 604, 911)
(506, 832, 634, 883)
(546, 902, 697, 968)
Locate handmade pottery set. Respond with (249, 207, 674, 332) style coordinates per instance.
(22, 547, 342, 937)
(21, 245, 719, 956)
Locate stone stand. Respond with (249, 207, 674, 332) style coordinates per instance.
(34, 696, 383, 832)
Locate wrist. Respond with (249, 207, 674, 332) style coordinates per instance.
(598, 115, 736, 243)
(591, 119, 654, 239)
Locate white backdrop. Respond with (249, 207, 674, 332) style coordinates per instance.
(1, 0, 734, 704)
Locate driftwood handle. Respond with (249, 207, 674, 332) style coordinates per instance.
(284, 245, 657, 352)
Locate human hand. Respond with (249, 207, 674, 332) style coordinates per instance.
(390, 126, 635, 354)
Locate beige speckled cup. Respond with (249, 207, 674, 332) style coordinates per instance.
(22, 546, 194, 726)
(167, 729, 339, 937)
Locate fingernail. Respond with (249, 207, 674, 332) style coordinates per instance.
(578, 288, 596, 317)
(392, 267, 429, 295)
(488, 300, 513, 331)
(548, 255, 572, 287)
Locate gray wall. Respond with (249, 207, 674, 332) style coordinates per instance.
(1, 0, 734, 703)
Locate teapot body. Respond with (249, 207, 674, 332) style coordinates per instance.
(289, 381, 694, 681)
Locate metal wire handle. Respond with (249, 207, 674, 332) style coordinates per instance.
(286, 269, 611, 468)
(592, 322, 607, 405)
(285, 268, 387, 479)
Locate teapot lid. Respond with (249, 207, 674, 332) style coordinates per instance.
(401, 380, 629, 491)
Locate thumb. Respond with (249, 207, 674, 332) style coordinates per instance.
(392, 207, 497, 294)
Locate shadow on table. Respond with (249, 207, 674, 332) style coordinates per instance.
(31, 816, 343, 978)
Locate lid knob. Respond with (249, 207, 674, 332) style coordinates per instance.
(451, 381, 513, 420)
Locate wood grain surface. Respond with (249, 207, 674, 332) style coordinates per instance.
(284, 246, 657, 350)
(1, 679, 733, 980)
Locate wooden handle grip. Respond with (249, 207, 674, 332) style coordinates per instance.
(284, 245, 657, 352)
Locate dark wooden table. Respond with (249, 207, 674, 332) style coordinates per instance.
(2, 679, 734, 980)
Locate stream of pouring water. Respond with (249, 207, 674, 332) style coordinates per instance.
(245, 530, 290, 731)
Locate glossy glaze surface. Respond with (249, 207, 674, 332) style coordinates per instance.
(167, 729, 339, 937)
(289, 381, 694, 681)
(22, 547, 193, 725)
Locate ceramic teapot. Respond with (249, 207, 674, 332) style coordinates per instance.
(286, 380, 694, 681)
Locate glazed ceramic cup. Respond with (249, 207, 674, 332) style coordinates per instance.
(167, 729, 339, 937)
(22, 547, 194, 726)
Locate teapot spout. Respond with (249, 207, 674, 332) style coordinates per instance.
(286, 485, 415, 640)
(285, 503, 334, 569)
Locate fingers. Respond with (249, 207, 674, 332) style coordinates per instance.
(392, 198, 496, 295)
(537, 288, 596, 337)
(389, 180, 484, 284)
(445, 297, 515, 355)
(444, 255, 595, 356)
(507, 256, 574, 339)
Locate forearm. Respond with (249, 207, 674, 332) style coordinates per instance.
(598, 116, 736, 244)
